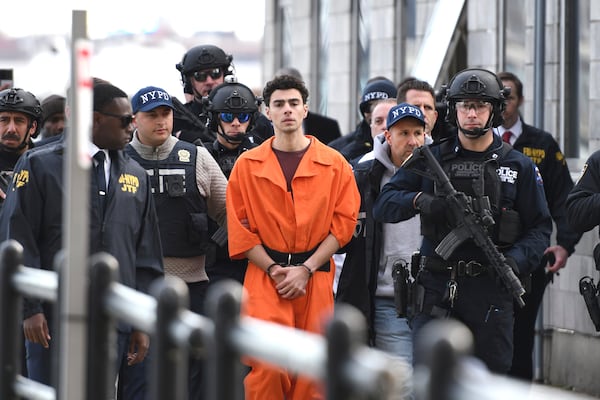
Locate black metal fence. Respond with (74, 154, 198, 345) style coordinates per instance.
(0, 240, 395, 400)
(1, 239, 596, 400)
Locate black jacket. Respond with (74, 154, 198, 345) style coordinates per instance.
(513, 123, 581, 254)
(304, 111, 342, 145)
(335, 158, 385, 341)
(0, 141, 164, 321)
(329, 119, 372, 162)
(567, 149, 600, 234)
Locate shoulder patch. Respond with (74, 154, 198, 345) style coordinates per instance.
(13, 169, 29, 189)
(534, 166, 544, 186)
(575, 163, 588, 185)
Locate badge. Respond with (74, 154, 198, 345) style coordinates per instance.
(178, 149, 191, 163)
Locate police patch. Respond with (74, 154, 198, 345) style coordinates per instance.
(118, 173, 139, 194)
(13, 169, 29, 188)
(178, 149, 191, 163)
(496, 166, 518, 184)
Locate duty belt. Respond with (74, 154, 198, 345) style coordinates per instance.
(263, 245, 330, 272)
(420, 256, 487, 277)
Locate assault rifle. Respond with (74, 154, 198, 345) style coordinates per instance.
(171, 96, 217, 143)
(404, 145, 526, 307)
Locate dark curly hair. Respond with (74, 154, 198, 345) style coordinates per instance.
(262, 75, 309, 107)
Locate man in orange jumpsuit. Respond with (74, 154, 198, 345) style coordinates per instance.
(227, 74, 360, 400)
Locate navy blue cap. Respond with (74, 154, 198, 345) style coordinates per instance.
(386, 103, 426, 129)
(131, 86, 174, 113)
(359, 78, 397, 115)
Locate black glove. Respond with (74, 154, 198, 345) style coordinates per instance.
(504, 257, 531, 293)
(505, 257, 519, 274)
(414, 192, 446, 219)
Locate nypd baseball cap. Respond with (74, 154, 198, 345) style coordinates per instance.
(131, 86, 174, 113)
(386, 102, 426, 129)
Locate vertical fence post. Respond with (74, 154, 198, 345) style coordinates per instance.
(413, 319, 474, 400)
(326, 305, 367, 400)
(205, 280, 244, 400)
(87, 253, 119, 400)
(0, 240, 24, 400)
(149, 276, 190, 400)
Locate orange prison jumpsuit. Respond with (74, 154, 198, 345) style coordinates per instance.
(227, 136, 360, 400)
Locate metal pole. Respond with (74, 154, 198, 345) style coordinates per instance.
(87, 253, 119, 400)
(326, 306, 363, 400)
(149, 277, 190, 400)
(533, 0, 546, 383)
(205, 280, 245, 400)
(60, 9, 93, 400)
(0, 240, 24, 400)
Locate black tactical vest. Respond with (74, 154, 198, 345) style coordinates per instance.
(421, 142, 510, 246)
(127, 141, 208, 257)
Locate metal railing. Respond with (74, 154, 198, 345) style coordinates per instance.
(0, 240, 396, 400)
(3, 239, 596, 400)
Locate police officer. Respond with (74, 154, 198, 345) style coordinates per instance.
(495, 71, 582, 380)
(126, 85, 227, 399)
(567, 154, 600, 234)
(202, 79, 262, 285)
(38, 94, 66, 140)
(329, 77, 397, 164)
(174, 44, 272, 145)
(203, 78, 262, 178)
(1, 83, 164, 397)
(373, 68, 552, 374)
(0, 88, 41, 203)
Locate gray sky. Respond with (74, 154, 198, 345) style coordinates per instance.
(2, 1, 265, 40)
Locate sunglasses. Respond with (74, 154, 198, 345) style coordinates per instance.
(219, 112, 251, 123)
(192, 68, 224, 82)
(97, 111, 134, 128)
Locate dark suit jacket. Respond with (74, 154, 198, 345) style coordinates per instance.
(304, 111, 342, 144)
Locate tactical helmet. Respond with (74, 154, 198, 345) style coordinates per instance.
(0, 88, 42, 138)
(444, 68, 509, 130)
(176, 45, 233, 88)
(0, 88, 42, 122)
(205, 79, 261, 139)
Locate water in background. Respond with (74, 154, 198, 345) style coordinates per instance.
(1, 35, 263, 100)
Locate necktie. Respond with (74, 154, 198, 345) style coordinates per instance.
(502, 130, 513, 144)
(94, 151, 107, 201)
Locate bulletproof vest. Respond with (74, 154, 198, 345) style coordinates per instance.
(127, 141, 208, 257)
(421, 145, 503, 245)
(209, 139, 255, 179)
(442, 157, 501, 215)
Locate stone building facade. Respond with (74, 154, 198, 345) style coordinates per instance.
(263, 0, 600, 395)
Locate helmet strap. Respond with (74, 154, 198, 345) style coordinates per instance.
(457, 113, 494, 138)
(217, 122, 245, 145)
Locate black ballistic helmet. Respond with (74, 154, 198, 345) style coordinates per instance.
(443, 68, 510, 134)
(0, 88, 42, 135)
(176, 45, 233, 88)
(205, 79, 261, 136)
